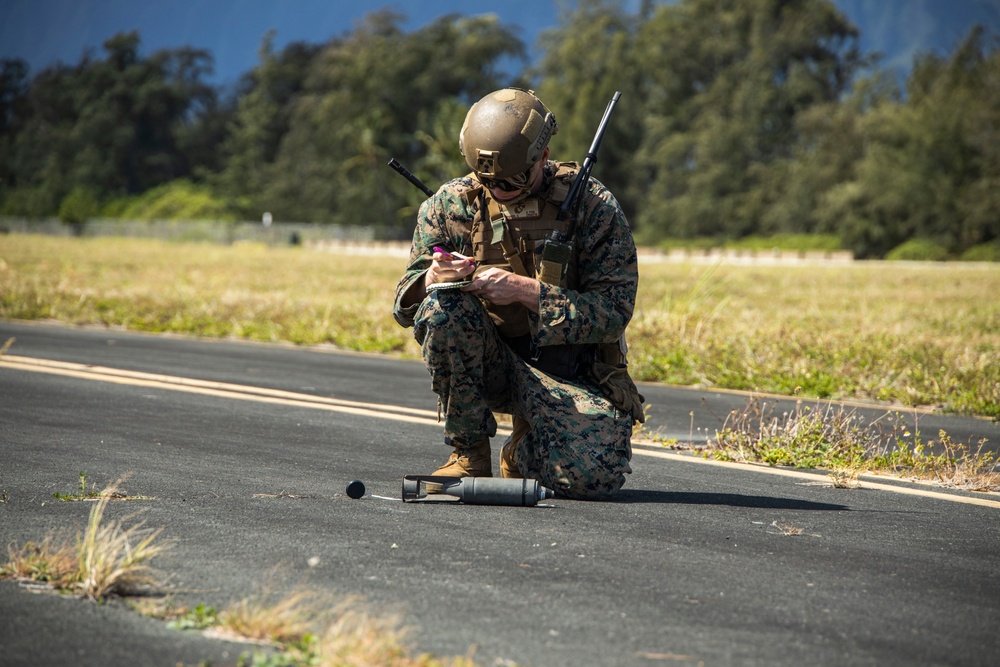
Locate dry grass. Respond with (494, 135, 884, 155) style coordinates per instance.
(705, 398, 882, 469)
(769, 519, 819, 537)
(2, 533, 79, 587)
(0, 235, 408, 353)
(216, 587, 324, 645)
(914, 431, 1000, 492)
(154, 589, 484, 667)
(1, 234, 997, 417)
(630, 260, 1000, 418)
(828, 468, 863, 489)
(76, 478, 172, 599)
(705, 396, 999, 492)
(1, 475, 173, 599)
(3, 472, 481, 664)
(313, 597, 479, 667)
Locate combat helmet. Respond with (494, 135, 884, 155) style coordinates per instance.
(459, 88, 558, 189)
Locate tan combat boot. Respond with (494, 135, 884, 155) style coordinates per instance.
(432, 438, 492, 477)
(499, 416, 530, 479)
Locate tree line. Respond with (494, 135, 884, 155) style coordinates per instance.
(1, 0, 998, 259)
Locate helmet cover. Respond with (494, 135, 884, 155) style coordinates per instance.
(459, 88, 558, 181)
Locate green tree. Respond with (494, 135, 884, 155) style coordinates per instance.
(0, 58, 27, 130)
(257, 11, 525, 228)
(0, 58, 30, 207)
(533, 0, 646, 220)
(212, 32, 319, 218)
(822, 26, 1000, 257)
(1, 32, 221, 216)
(633, 0, 864, 241)
(57, 186, 101, 224)
(769, 71, 896, 238)
(116, 179, 237, 221)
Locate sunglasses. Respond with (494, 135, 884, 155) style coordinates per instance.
(476, 164, 535, 193)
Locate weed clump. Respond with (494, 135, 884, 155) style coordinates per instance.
(1, 475, 172, 599)
(3, 534, 78, 587)
(706, 397, 999, 492)
(149, 590, 483, 667)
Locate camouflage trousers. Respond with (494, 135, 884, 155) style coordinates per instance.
(413, 288, 633, 499)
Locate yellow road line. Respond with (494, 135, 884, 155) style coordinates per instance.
(4, 354, 997, 509)
(1, 354, 441, 427)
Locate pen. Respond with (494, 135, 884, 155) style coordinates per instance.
(433, 246, 476, 267)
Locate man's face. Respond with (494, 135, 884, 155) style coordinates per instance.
(476, 146, 549, 202)
(478, 153, 546, 202)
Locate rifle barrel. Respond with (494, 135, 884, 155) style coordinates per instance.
(557, 91, 621, 222)
(388, 157, 435, 197)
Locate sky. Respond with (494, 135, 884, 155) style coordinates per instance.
(0, 0, 564, 87)
(2, 0, 999, 88)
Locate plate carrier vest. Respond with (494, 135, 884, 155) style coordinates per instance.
(460, 161, 592, 378)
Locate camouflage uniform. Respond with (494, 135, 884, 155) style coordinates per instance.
(393, 161, 638, 499)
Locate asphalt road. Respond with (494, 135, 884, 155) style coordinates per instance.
(1, 320, 998, 667)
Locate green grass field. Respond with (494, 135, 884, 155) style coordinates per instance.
(2, 234, 997, 419)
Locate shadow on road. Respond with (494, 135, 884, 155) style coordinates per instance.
(613, 488, 849, 511)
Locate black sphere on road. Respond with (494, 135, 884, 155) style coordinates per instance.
(346, 480, 366, 499)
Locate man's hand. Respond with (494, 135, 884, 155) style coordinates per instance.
(462, 267, 540, 313)
(425, 249, 477, 288)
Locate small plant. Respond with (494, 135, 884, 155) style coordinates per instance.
(314, 600, 426, 667)
(828, 468, 862, 489)
(52, 471, 148, 502)
(53, 471, 102, 502)
(706, 397, 999, 492)
(127, 596, 179, 620)
(707, 399, 872, 469)
(770, 519, 805, 536)
(305, 597, 483, 667)
(2, 475, 172, 600)
(769, 519, 820, 537)
(218, 588, 324, 645)
(630, 404, 654, 440)
(76, 477, 172, 599)
(167, 603, 221, 631)
(917, 431, 997, 492)
(1, 534, 77, 586)
(170, 590, 487, 667)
